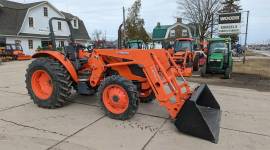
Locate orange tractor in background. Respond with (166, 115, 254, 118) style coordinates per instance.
(25, 17, 221, 143)
(169, 38, 206, 77)
(0, 44, 32, 61)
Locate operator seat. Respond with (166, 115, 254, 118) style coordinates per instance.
(64, 44, 88, 70)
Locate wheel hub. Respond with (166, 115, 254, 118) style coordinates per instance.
(31, 70, 53, 100)
(102, 84, 129, 114)
(112, 95, 119, 102)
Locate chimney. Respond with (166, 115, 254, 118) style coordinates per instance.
(157, 22, 161, 27)
(176, 18, 182, 23)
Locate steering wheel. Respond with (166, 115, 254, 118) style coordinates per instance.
(87, 45, 94, 53)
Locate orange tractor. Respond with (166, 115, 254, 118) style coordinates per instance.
(1, 44, 32, 61)
(25, 17, 221, 143)
(169, 38, 206, 77)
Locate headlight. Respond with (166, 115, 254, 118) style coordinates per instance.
(210, 59, 222, 62)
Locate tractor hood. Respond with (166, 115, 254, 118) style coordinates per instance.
(209, 53, 224, 61)
(208, 53, 224, 69)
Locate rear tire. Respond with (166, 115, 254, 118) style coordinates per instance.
(25, 57, 73, 108)
(98, 75, 139, 120)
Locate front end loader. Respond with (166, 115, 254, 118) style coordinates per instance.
(25, 17, 221, 143)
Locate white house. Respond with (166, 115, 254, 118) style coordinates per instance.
(0, 0, 90, 55)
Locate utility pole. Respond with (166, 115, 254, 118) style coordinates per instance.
(122, 6, 126, 48)
(243, 10, 250, 64)
(211, 13, 214, 38)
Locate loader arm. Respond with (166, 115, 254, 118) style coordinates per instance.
(89, 49, 191, 119)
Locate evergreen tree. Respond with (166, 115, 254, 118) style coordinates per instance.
(219, 0, 241, 13)
(125, 0, 150, 42)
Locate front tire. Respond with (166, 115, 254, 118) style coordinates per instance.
(25, 57, 73, 108)
(224, 68, 232, 79)
(201, 64, 207, 77)
(98, 75, 139, 120)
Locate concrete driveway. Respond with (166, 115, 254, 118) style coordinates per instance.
(0, 61, 269, 150)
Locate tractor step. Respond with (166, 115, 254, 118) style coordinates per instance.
(78, 71, 91, 82)
(77, 82, 96, 95)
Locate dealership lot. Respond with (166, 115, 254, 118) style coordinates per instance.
(0, 60, 270, 150)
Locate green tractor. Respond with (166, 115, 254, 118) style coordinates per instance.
(126, 40, 146, 49)
(201, 38, 233, 79)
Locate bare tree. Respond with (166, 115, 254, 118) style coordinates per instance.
(177, 0, 221, 41)
(92, 30, 102, 41)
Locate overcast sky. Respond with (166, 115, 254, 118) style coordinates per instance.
(12, 0, 270, 44)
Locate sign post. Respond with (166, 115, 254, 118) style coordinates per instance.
(243, 11, 250, 64)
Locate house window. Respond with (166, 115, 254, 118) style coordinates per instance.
(28, 40, 33, 49)
(44, 7, 48, 16)
(58, 22, 62, 30)
(74, 19, 77, 28)
(170, 30, 176, 37)
(29, 17, 34, 27)
(15, 40, 21, 45)
(59, 41, 64, 47)
(182, 29, 188, 37)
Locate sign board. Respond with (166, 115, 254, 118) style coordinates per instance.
(218, 13, 241, 35)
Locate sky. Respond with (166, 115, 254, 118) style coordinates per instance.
(11, 0, 270, 44)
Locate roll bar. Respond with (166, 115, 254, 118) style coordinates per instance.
(49, 17, 74, 49)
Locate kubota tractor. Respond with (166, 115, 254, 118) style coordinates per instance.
(25, 17, 221, 143)
(2, 44, 32, 60)
(170, 38, 205, 77)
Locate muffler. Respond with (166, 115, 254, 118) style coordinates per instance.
(175, 84, 221, 143)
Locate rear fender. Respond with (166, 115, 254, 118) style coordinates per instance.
(32, 51, 78, 82)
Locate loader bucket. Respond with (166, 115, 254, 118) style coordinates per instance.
(175, 84, 221, 143)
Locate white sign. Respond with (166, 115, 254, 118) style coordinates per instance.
(218, 13, 241, 35)
(218, 23, 241, 35)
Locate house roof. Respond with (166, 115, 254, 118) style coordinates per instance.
(152, 25, 171, 40)
(0, 0, 44, 9)
(0, 5, 27, 35)
(61, 11, 90, 40)
(0, 0, 90, 40)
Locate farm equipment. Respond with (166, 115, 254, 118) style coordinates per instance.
(201, 38, 233, 79)
(1, 44, 32, 61)
(127, 40, 146, 49)
(25, 17, 221, 143)
(170, 38, 206, 77)
(0, 46, 11, 62)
